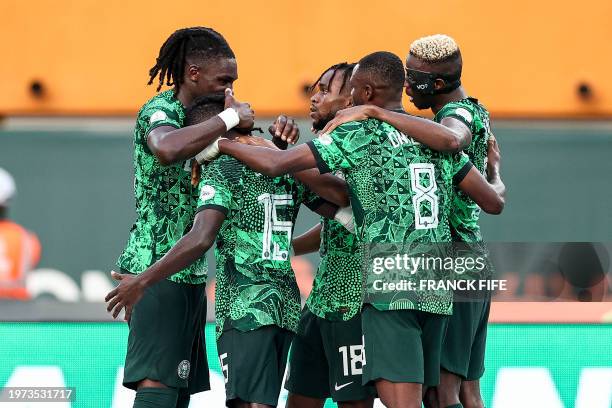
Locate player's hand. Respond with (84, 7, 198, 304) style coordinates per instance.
(487, 134, 501, 175)
(190, 159, 201, 187)
(224, 88, 254, 130)
(236, 135, 280, 150)
(268, 115, 299, 145)
(105, 271, 145, 322)
(320, 105, 372, 134)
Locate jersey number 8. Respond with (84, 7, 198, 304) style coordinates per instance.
(410, 163, 439, 230)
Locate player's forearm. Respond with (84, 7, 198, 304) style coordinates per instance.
(149, 117, 227, 165)
(219, 140, 316, 177)
(458, 167, 505, 215)
(292, 224, 323, 256)
(487, 168, 506, 202)
(137, 233, 214, 288)
(372, 106, 469, 152)
(293, 169, 349, 207)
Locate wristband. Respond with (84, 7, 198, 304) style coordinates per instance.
(334, 206, 355, 233)
(195, 137, 225, 163)
(217, 108, 240, 130)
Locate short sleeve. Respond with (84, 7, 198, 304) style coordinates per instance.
(141, 101, 182, 138)
(436, 103, 475, 131)
(451, 152, 473, 185)
(196, 161, 237, 215)
(306, 121, 370, 174)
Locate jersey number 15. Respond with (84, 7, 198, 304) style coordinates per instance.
(258, 193, 293, 261)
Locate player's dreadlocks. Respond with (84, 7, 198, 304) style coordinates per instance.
(310, 62, 356, 95)
(148, 27, 235, 92)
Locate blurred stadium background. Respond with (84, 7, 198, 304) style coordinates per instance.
(1, 0, 612, 407)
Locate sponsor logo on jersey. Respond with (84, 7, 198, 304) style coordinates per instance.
(177, 360, 190, 379)
(150, 110, 168, 124)
(200, 185, 216, 202)
(454, 107, 473, 124)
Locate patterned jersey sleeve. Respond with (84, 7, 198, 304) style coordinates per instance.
(450, 152, 473, 185)
(196, 158, 242, 216)
(436, 102, 481, 134)
(140, 99, 183, 138)
(306, 121, 369, 174)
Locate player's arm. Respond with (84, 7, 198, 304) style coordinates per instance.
(219, 122, 365, 178)
(312, 201, 340, 220)
(292, 224, 322, 256)
(231, 135, 349, 207)
(293, 169, 349, 207)
(485, 134, 505, 198)
(218, 141, 318, 177)
(148, 89, 255, 165)
(321, 105, 471, 152)
(105, 209, 225, 320)
(456, 164, 505, 215)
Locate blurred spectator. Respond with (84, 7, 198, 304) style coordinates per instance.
(0, 168, 41, 300)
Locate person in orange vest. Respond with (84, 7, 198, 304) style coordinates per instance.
(0, 168, 41, 300)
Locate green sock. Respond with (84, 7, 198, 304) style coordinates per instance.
(133, 387, 178, 408)
(175, 388, 190, 408)
(445, 405, 463, 408)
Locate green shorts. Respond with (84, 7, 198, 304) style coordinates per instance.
(285, 307, 376, 402)
(361, 305, 448, 387)
(122, 275, 210, 393)
(440, 298, 490, 380)
(217, 325, 293, 407)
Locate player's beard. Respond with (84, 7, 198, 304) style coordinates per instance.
(312, 112, 336, 132)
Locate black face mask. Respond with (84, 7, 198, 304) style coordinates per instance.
(406, 68, 461, 95)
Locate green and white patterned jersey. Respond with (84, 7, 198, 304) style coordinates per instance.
(308, 118, 471, 314)
(435, 98, 491, 243)
(306, 212, 363, 322)
(197, 155, 324, 339)
(117, 90, 207, 284)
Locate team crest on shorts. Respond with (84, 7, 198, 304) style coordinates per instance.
(177, 360, 191, 379)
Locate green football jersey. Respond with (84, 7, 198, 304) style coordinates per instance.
(197, 155, 323, 339)
(117, 90, 207, 284)
(308, 118, 471, 315)
(435, 98, 491, 243)
(305, 213, 363, 322)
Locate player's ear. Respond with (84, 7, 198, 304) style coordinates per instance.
(364, 85, 374, 102)
(187, 64, 200, 83)
(343, 95, 353, 108)
(433, 78, 445, 92)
